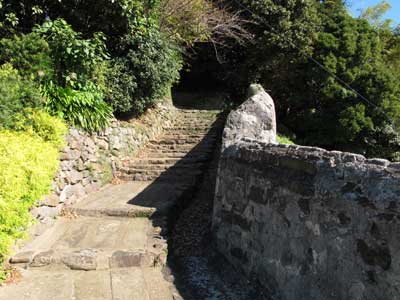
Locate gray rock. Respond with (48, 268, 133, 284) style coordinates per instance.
(97, 139, 109, 150)
(35, 206, 61, 220)
(110, 136, 122, 150)
(223, 84, 277, 150)
(62, 249, 97, 270)
(61, 149, 80, 160)
(59, 160, 73, 171)
(65, 170, 83, 184)
(109, 251, 144, 268)
(60, 184, 86, 203)
(31, 250, 56, 267)
(10, 251, 35, 264)
(40, 195, 60, 207)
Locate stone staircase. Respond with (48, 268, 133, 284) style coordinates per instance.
(118, 110, 222, 183)
(1, 108, 224, 300)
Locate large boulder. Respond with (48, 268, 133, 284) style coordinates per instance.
(222, 84, 277, 150)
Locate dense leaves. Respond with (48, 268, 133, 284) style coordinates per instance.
(34, 19, 109, 87)
(0, 32, 53, 81)
(43, 82, 112, 132)
(0, 130, 62, 262)
(285, 1, 400, 159)
(108, 30, 182, 115)
(189, 0, 400, 160)
(0, 64, 43, 128)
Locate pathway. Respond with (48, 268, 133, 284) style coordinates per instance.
(0, 108, 223, 300)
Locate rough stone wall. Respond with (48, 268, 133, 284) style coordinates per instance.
(33, 103, 176, 227)
(213, 87, 400, 300)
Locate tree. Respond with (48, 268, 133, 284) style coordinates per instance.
(159, 0, 250, 48)
(360, 0, 392, 29)
(287, 0, 400, 159)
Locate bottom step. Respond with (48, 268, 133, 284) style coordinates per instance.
(0, 268, 175, 300)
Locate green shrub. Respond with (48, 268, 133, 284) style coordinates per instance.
(33, 19, 109, 87)
(0, 130, 60, 261)
(107, 29, 182, 116)
(43, 82, 112, 132)
(0, 32, 54, 81)
(278, 135, 295, 145)
(0, 63, 43, 128)
(14, 109, 68, 149)
(105, 59, 138, 114)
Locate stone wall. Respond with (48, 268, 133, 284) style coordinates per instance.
(32, 103, 176, 227)
(213, 87, 400, 300)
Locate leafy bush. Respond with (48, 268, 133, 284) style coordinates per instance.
(0, 32, 53, 81)
(34, 19, 109, 87)
(107, 30, 182, 115)
(43, 82, 112, 132)
(0, 63, 43, 128)
(104, 59, 138, 114)
(14, 109, 68, 149)
(278, 135, 295, 145)
(0, 130, 60, 262)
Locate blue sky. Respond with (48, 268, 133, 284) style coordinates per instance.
(348, 0, 399, 25)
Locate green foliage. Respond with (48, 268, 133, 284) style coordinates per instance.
(108, 29, 182, 115)
(277, 135, 295, 145)
(0, 32, 53, 81)
(360, 0, 392, 29)
(105, 59, 138, 114)
(0, 64, 43, 128)
(14, 109, 68, 149)
(43, 83, 113, 132)
(287, 1, 400, 159)
(34, 19, 109, 87)
(0, 1, 159, 53)
(0, 130, 60, 262)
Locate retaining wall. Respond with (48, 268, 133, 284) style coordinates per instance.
(32, 102, 176, 229)
(213, 86, 400, 300)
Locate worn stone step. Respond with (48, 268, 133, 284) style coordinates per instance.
(149, 138, 215, 146)
(165, 126, 217, 131)
(66, 181, 189, 219)
(126, 168, 203, 179)
(9, 216, 167, 271)
(122, 156, 209, 166)
(146, 143, 215, 151)
(159, 135, 218, 143)
(0, 268, 175, 300)
(144, 152, 212, 159)
(13, 248, 161, 271)
(126, 173, 199, 183)
(121, 162, 205, 172)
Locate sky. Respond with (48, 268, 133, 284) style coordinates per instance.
(348, 0, 400, 25)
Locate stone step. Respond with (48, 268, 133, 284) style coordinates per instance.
(164, 126, 217, 131)
(12, 248, 162, 271)
(148, 137, 216, 145)
(121, 162, 205, 172)
(122, 156, 209, 166)
(10, 216, 167, 271)
(146, 143, 215, 151)
(66, 181, 189, 218)
(125, 169, 203, 179)
(164, 129, 220, 136)
(160, 133, 218, 139)
(0, 268, 175, 300)
(143, 151, 212, 159)
(121, 173, 200, 183)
